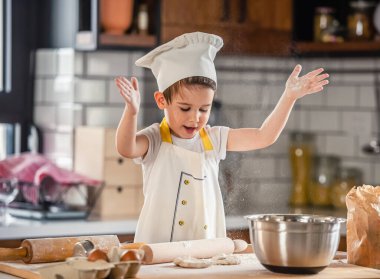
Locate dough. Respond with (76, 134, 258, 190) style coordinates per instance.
(212, 254, 241, 265)
(173, 256, 213, 268)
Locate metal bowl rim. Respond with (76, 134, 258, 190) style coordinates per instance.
(244, 213, 346, 224)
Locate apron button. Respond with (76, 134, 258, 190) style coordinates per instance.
(204, 225, 208, 230)
(184, 179, 190, 185)
(179, 220, 185, 226)
(181, 200, 187, 205)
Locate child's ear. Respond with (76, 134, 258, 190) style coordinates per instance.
(154, 91, 166, 109)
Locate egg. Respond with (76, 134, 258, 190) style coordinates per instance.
(87, 249, 109, 262)
(120, 249, 140, 262)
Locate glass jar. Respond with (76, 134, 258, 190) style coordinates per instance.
(289, 132, 315, 207)
(309, 155, 340, 207)
(347, 1, 376, 41)
(330, 167, 363, 209)
(314, 7, 335, 42)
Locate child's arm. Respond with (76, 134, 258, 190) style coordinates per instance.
(227, 65, 329, 152)
(115, 76, 149, 159)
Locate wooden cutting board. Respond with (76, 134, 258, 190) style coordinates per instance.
(0, 261, 70, 279)
(1, 254, 380, 279)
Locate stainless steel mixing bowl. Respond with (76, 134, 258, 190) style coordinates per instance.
(245, 214, 346, 274)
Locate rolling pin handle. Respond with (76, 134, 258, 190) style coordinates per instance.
(0, 247, 28, 261)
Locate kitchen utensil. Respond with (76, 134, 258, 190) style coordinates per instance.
(72, 240, 96, 257)
(245, 214, 346, 274)
(0, 235, 120, 263)
(141, 237, 247, 264)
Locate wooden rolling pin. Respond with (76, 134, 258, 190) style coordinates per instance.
(141, 237, 247, 264)
(0, 235, 120, 263)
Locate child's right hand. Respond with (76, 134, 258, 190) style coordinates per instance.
(115, 76, 140, 115)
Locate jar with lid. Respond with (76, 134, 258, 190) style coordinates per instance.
(289, 132, 315, 207)
(314, 7, 335, 42)
(309, 155, 340, 207)
(347, 1, 376, 41)
(330, 167, 362, 209)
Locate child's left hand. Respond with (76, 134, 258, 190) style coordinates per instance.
(285, 64, 329, 100)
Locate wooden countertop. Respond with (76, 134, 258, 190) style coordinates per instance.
(0, 253, 379, 279)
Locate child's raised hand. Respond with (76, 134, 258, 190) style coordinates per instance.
(285, 65, 329, 100)
(115, 76, 141, 115)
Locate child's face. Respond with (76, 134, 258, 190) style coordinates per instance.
(164, 86, 214, 139)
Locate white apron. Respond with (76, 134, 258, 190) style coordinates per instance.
(134, 118, 226, 243)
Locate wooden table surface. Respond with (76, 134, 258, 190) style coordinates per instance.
(0, 253, 379, 279)
(136, 254, 380, 279)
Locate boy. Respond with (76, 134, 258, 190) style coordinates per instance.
(115, 32, 329, 243)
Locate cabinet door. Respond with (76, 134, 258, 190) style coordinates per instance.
(246, 0, 292, 31)
(161, 0, 292, 55)
(162, 0, 223, 27)
(229, 0, 292, 55)
(161, 0, 231, 47)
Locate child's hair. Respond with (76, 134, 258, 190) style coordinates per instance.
(163, 76, 216, 104)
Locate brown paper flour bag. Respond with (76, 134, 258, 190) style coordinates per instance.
(346, 185, 380, 269)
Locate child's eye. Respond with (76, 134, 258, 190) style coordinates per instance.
(180, 107, 190, 112)
(200, 109, 208, 113)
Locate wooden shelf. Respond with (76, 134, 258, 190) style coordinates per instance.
(99, 33, 157, 48)
(293, 41, 380, 54)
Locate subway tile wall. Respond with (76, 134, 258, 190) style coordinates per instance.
(34, 49, 380, 215)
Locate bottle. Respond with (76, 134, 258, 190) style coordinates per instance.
(330, 167, 362, 209)
(137, 4, 149, 35)
(314, 7, 335, 42)
(309, 155, 340, 207)
(289, 132, 315, 207)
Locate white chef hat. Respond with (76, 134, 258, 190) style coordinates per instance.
(135, 32, 223, 92)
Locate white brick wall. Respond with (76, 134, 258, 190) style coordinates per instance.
(44, 77, 75, 103)
(85, 106, 125, 127)
(74, 79, 107, 103)
(358, 86, 376, 108)
(326, 86, 357, 108)
(34, 49, 141, 168)
(86, 51, 129, 77)
(342, 111, 373, 135)
(34, 49, 380, 214)
(325, 134, 356, 157)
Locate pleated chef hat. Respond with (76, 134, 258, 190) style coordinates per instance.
(135, 32, 223, 92)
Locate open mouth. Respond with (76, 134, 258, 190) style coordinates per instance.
(183, 126, 197, 134)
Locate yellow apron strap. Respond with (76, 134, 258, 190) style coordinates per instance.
(159, 118, 213, 151)
(159, 118, 172, 143)
(199, 128, 214, 151)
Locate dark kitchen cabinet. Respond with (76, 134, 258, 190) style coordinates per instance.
(161, 0, 293, 55)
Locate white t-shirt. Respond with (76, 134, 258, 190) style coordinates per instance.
(134, 123, 230, 180)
